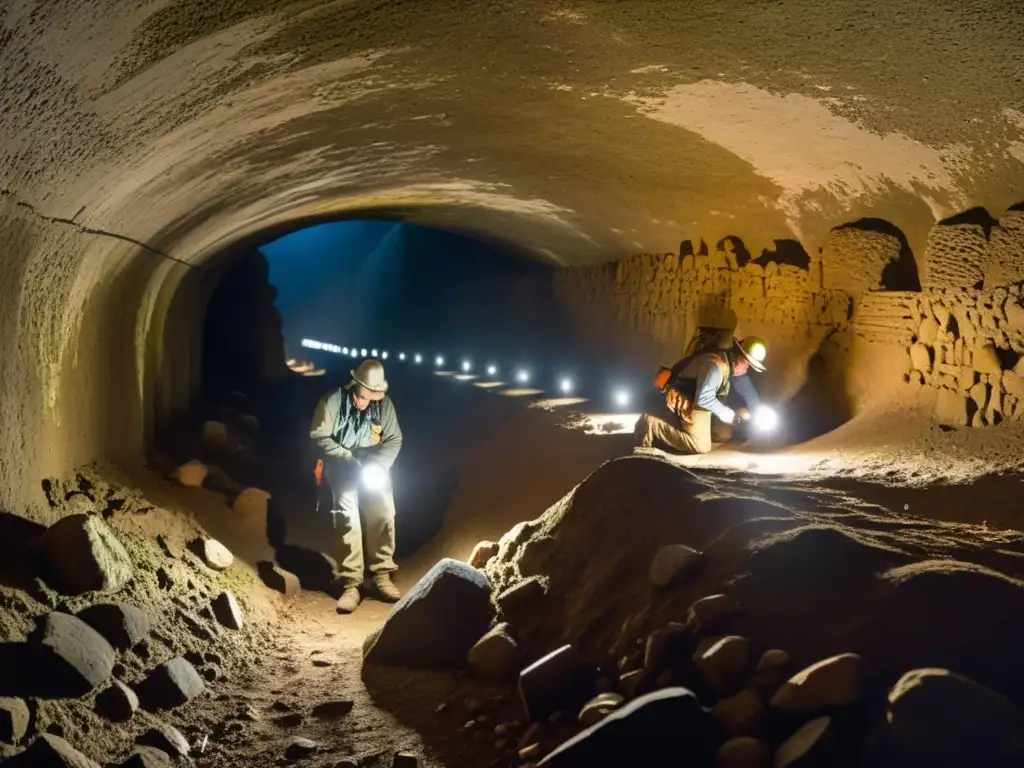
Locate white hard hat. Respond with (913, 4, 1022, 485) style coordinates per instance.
(350, 359, 388, 396)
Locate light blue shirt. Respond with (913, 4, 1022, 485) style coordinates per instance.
(678, 354, 735, 422)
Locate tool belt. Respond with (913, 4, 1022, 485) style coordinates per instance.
(653, 354, 730, 425)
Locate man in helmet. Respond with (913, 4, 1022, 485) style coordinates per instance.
(634, 336, 767, 455)
(310, 359, 403, 614)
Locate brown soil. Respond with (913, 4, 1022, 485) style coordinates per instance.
(5, 374, 1024, 766)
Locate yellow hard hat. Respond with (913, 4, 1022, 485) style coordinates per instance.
(735, 336, 767, 372)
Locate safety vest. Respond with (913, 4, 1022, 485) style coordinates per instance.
(653, 352, 731, 423)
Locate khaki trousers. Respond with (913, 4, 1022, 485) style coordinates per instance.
(633, 410, 713, 455)
(321, 456, 397, 587)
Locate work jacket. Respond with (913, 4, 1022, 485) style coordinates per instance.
(309, 385, 403, 469)
(669, 351, 760, 423)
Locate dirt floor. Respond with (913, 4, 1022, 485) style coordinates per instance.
(5, 364, 1024, 766)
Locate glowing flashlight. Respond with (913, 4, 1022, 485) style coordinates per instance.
(381, 351, 388, 360)
(486, 364, 498, 376)
(342, 347, 349, 354)
(515, 369, 530, 384)
(752, 405, 779, 433)
(371, 349, 379, 357)
(360, 348, 367, 357)
(559, 377, 575, 394)
(398, 353, 406, 361)
(461, 360, 472, 373)
(350, 349, 358, 358)
(360, 462, 388, 491)
(414, 354, 423, 364)
(613, 387, 632, 408)
(435, 355, 445, 367)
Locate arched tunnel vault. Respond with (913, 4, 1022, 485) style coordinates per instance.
(2, 0, 1024, 512)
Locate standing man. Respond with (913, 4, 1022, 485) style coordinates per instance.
(310, 359, 403, 614)
(634, 336, 768, 455)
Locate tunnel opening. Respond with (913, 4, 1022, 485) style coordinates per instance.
(836, 218, 922, 291)
(191, 215, 571, 592)
(753, 238, 811, 270)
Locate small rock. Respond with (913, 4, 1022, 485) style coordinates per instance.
(686, 594, 735, 633)
(0, 697, 30, 744)
(518, 722, 541, 750)
(285, 737, 318, 759)
(643, 622, 691, 677)
(36, 611, 116, 696)
(65, 493, 96, 515)
(274, 712, 303, 728)
(877, 667, 1024, 764)
(77, 603, 151, 650)
(312, 658, 332, 667)
(119, 746, 174, 768)
(519, 743, 542, 760)
(518, 644, 597, 722)
(193, 538, 234, 571)
(363, 558, 495, 668)
(774, 716, 834, 767)
(537, 687, 717, 767)
(232, 487, 270, 517)
(5, 733, 101, 767)
(212, 591, 244, 630)
(496, 576, 547, 616)
(95, 680, 139, 722)
(755, 649, 790, 672)
(258, 561, 301, 595)
(694, 636, 751, 696)
(578, 693, 625, 727)
(468, 622, 521, 682)
(619, 669, 644, 697)
(139, 723, 190, 758)
(649, 544, 704, 588)
(174, 460, 208, 487)
(712, 689, 767, 739)
(393, 752, 418, 767)
(156, 535, 182, 559)
(469, 540, 500, 569)
(139, 657, 205, 710)
(770, 653, 862, 716)
(311, 699, 354, 719)
(204, 465, 245, 496)
(716, 737, 771, 768)
(202, 420, 229, 444)
(38, 514, 134, 595)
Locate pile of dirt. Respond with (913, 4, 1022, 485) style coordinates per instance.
(469, 453, 1024, 764)
(0, 465, 281, 765)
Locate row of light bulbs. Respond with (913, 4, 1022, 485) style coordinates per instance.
(299, 338, 634, 407)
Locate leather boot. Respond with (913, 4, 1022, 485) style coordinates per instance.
(372, 573, 401, 603)
(335, 586, 362, 614)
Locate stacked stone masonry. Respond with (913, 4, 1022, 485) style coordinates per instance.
(556, 205, 1024, 428)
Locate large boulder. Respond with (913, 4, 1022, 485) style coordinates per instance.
(538, 687, 717, 766)
(37, 514, 133, 594)
(363, 558, 495, 668)
(4, 733, 101, 767)
(34, 612, 115, 697)
(872, 668, 1024, 766)
(76, 603, 151, 650)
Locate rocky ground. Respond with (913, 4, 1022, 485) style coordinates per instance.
(4, 373, 1024, 766)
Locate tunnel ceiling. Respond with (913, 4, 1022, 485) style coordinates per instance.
(3, 0, 1024, 265)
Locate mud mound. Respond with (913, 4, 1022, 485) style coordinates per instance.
(485, 455, 1024, 709)
(864, 562, 1024, 703)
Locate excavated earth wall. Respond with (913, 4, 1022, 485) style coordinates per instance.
(555, 205, 1024, 425)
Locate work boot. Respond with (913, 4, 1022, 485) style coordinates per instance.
(372, 573, 401, 603)
(335, 586, 362, 614)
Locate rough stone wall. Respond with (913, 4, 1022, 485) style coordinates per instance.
(554, 241, 852, 398)
(556, 205, 1024, 427)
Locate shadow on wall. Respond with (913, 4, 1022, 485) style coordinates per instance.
(780, 334, 855, 442)
(834, 218, 921, 291)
